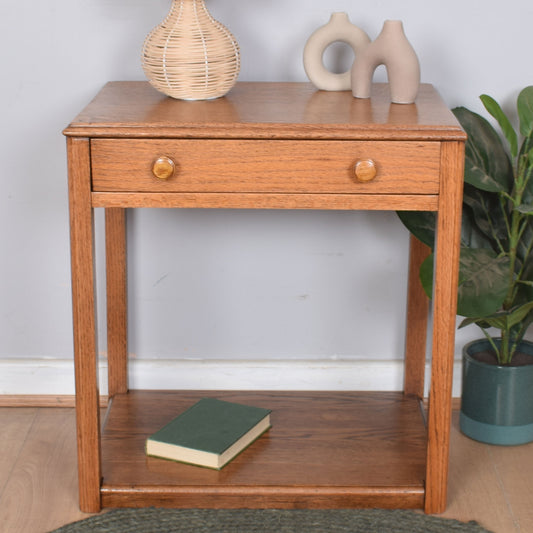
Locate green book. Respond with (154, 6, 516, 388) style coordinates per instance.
(145, 398, 271, 469)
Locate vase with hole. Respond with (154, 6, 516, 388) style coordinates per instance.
(303, 12, 370, 91)
(142, 0, 240, 100)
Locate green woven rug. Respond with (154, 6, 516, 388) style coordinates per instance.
(49, 508, 492, 533)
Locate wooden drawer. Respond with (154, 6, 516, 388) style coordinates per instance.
(91, 139, 440, 194)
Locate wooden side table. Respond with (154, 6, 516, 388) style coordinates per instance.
(64, 82, 465, 514)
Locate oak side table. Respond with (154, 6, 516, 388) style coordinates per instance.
(63, 82, 465, 514)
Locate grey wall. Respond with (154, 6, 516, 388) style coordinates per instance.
(1, 0, 531, 393)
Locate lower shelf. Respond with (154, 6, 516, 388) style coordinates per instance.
(100, 390, 427, 509)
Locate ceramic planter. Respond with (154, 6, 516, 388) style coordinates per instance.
(460, 339, 533, 445)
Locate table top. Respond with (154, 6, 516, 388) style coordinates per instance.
(64, 82, 465, 142)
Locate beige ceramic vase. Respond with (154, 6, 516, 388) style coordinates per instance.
(351, 20, 420, 104)
(303, 13, 370, 91)
(142, 0, 240, 100)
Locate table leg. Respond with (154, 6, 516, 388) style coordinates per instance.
(67, 137, 102, 513)
(424, 141, 464, 513)
(105, 208, 128, 397)
(404, 234, 431, 399)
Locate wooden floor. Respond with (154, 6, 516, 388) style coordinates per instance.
(0, 407, 532, 533)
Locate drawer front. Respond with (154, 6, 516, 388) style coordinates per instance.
(91, 139, 440, 194)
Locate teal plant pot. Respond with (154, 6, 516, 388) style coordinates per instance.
(460, 339, 533, 445)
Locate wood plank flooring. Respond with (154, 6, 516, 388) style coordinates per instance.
(0, 407, 531, 533)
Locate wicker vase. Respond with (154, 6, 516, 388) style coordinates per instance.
(142, 0, 240, 100)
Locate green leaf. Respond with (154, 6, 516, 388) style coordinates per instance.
(520, 139, 533, 205)
(462, 184, 508, 249)
(478, 315, 508, 330)
(506, 301, 533, 328)
(457, 248, 510, 317)
(516, 204, 533, 215)
(458, 317, 492, 330)
(418, 248, 510, 318)
(517, 86, 533, 137)
(462, 302, 533, 336)
(453, 107, 514, 193)
(458, 317, 472, 329)
(480, 94, 518, 158)
(520, 134, 533, 157)
(419, 253, 434, 299)
(517, 219, 533, 266)
(458, 317, 480, 329)
(396, 211, 436, 249)
(460, 204, 493, 249)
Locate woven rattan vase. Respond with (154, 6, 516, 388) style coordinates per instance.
(142, 0, 240, 100)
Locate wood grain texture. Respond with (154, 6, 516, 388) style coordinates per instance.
(91, 192, 439, 211)
(91, 139, 440, 194)
(424, 141, 465, 514)
(440, 413, 520, 532)
(105, 208, 128, 397)
(0, 408, 37, 494)
(0, 409, 89, 533)
(487, 439, 533, 531)
(100, 391, 426, 509)
(64, 82, 466, 513)
(67, 137, 102, 513)
(404, 235, 431, 398)
(5, 407, 533, 533)
(0, 395, 95, 408)
(63, 82, 465, 141)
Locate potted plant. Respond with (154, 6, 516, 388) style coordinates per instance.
(399, 86, 533, 445)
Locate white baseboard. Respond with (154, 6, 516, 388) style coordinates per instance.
(0, 358, 463, 397)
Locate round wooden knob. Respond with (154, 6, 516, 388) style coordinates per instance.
(354, 159, 377, 182)
(152, 156, 175, 180)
